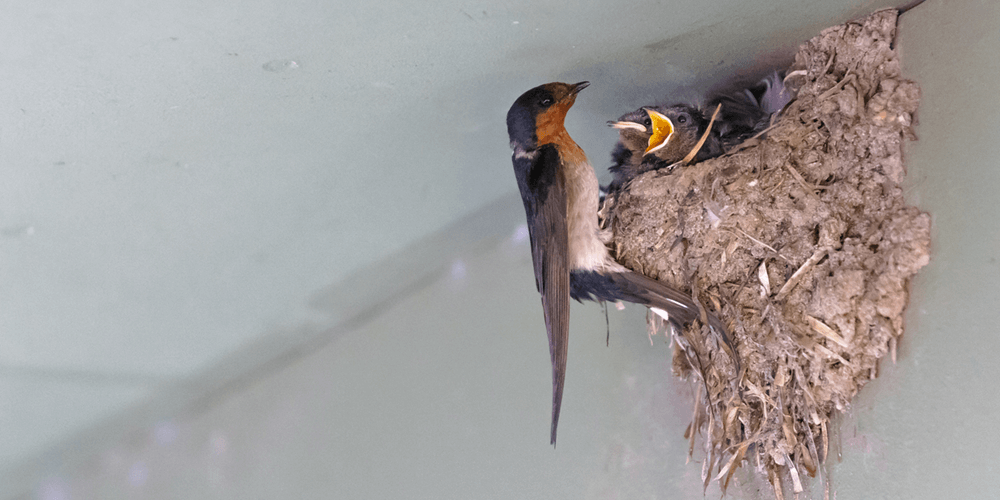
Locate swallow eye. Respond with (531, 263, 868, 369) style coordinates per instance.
(540, 98, 554, 106)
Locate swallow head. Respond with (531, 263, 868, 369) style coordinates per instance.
(608, 107, 653, 156)
(642, 105, 705, 163)
(507, 81, 589, 149)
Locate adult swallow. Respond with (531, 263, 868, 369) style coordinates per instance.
(507, 82, 737, 446)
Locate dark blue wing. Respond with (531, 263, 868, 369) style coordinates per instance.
(512, 144, 570, 445)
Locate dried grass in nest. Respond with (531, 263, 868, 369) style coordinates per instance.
(602, 9, 929, 497)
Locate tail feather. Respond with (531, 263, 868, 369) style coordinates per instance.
(570, 270, 740, 371)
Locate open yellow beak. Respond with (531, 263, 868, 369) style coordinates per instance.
(644, 108, 674, 155)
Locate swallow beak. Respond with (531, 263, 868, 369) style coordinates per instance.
(644, 108, 675, 155)
(570, 81, 590, 94)
(608, 120, 647, 132)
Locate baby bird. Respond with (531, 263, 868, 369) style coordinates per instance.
(606, 72, 792, 193)
(707, 71, 792, 151)
(606, 104, 721, 194)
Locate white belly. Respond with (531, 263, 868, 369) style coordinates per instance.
(562, 157, 609, 271)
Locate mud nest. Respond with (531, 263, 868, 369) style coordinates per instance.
(604, 9, 929, 497)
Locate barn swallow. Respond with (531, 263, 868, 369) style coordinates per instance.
(507, 82, 737, 446)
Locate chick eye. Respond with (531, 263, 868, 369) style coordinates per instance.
(643, 118, 652, 127)
(677, 114, 688, 124)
